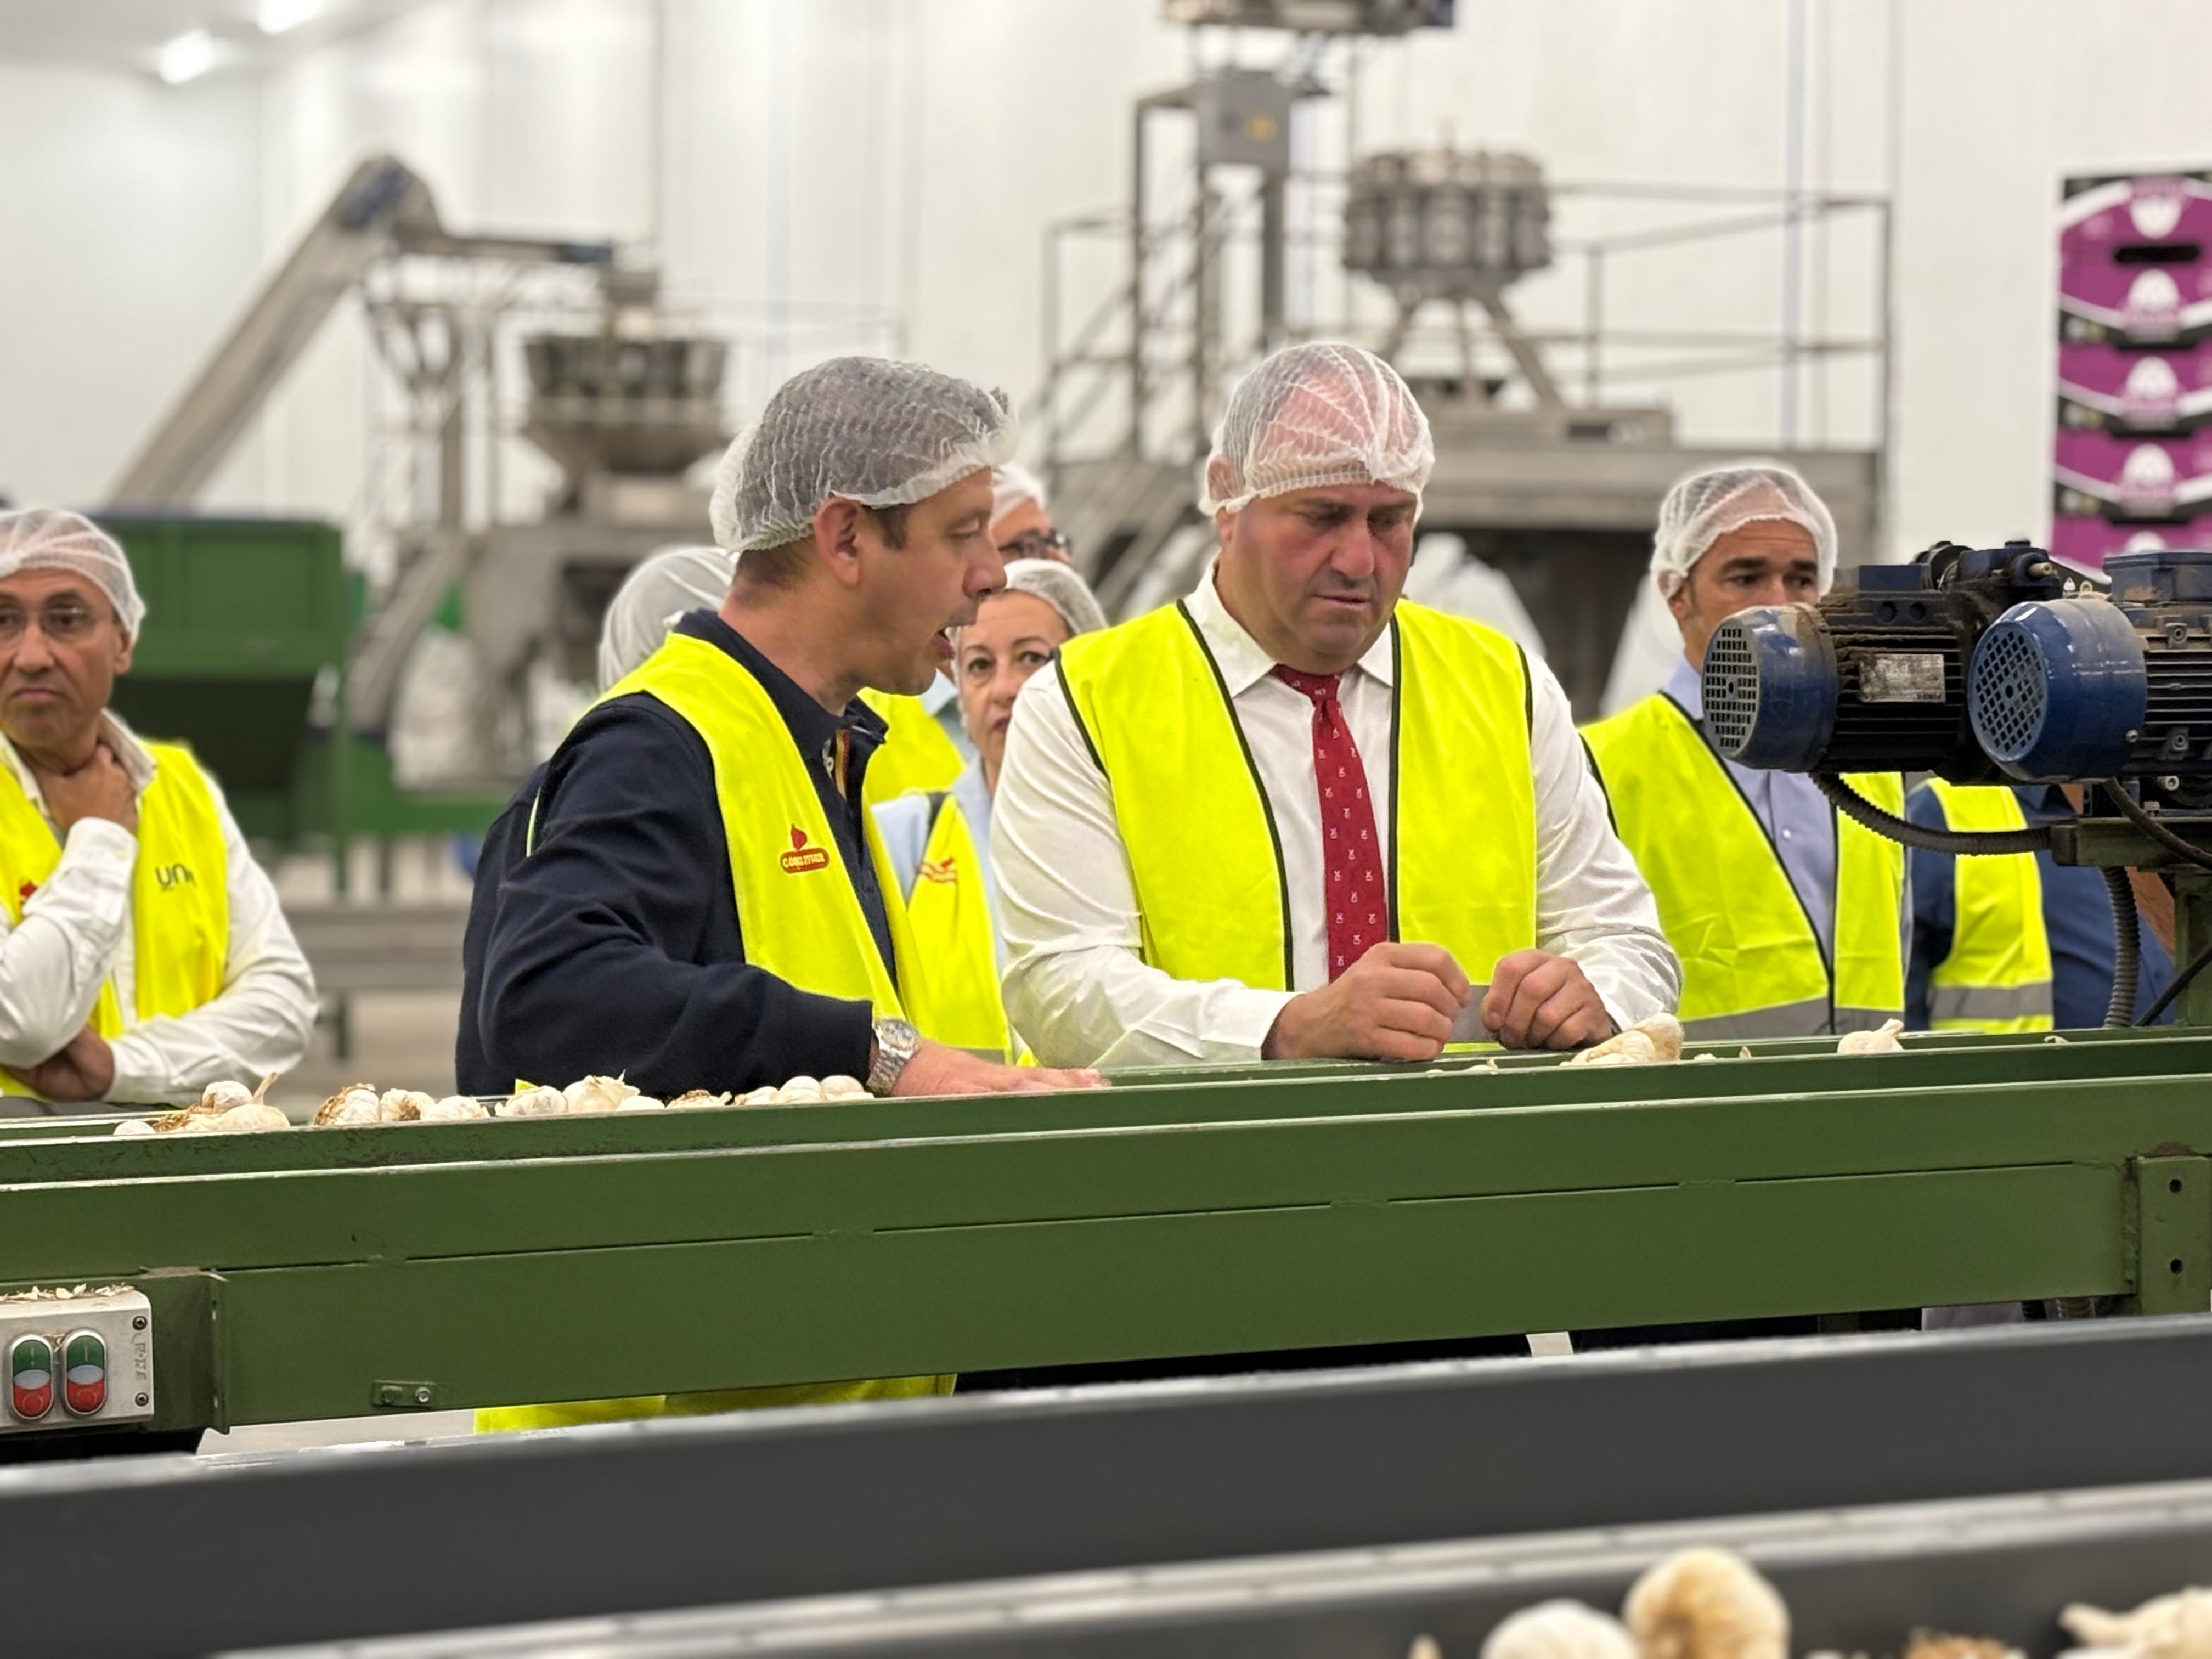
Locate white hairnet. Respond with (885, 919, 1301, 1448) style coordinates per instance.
(1200, 342, 1435, 516)
(1651, 461, 1837, 597)
(990, 463, 1048, 531)
(992, 557, 1107, 639)
(0, 509, 145, 634)
(597, 544, 733, 691)
(709, 357, 1017, 557)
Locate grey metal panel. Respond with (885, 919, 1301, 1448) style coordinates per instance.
(9, 1318, 2212, 1657)
(238, 1481, 2212, 1657)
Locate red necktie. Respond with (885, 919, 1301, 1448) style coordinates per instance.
(1274, 665, 1386, 981)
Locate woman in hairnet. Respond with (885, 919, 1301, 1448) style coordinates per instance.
(872, 558, 1107, 1057)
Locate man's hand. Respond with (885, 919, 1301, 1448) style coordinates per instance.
(4, 1025, 116, 1101)
(891, 1038, 1105, 1097)
(1263, 941, 1472, 1062)
(1481, 949, 1613, 1050)
(36, 743, 137, 836)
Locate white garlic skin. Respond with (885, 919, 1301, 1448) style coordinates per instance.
(821, 1075, 869, 1100)
(208, 1103, 291, 1134)
(563, 1074, 639, 1114)
(1836, 1018, 1905, 1055)
(616, 1095, 666, 1111)
(738, 1086, 780, 1107)
(2062, 1587, 2212, 1659)
(668, 1090, 730, 1109)
(378, 1088, 434, 1121)
(199, 1080, 255, 1112)
(498, 1086, 568, 1118)
(420, 1096, 490, 1122)
(111, 1118, 156, 1138)
(1482, 1600, 1638, 1659)
(1623, 1546, 1790, 1659)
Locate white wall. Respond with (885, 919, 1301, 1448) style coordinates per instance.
(6, 0, 2212, 561)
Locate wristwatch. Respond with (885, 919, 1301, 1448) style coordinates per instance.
(866, 1017, 922, 1096)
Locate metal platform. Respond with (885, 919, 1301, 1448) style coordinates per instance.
(3, 1317, 2211, 1657)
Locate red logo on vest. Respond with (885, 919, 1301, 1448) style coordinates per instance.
(918, 856, 958, 885)
(778, 826, 830, 874)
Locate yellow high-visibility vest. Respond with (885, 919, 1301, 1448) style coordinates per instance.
(1582, 692, 1904, 1039)
(0, 741, 229, 1101)
(857, 690, 966, 806)
(898, 791, 1013, 1057)
(481, 631, 951, 1432)
(1054, 599, 1536, 1002)
(1915, 779, 2055, 1032)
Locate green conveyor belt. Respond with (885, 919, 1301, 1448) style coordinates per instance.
(4, 1026, 2210, 1436)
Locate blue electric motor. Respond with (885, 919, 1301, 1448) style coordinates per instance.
(1703, 540, 2072, 781)
(1970, 549, 2212, 787)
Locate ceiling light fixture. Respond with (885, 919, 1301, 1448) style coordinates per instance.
(255, 0, 327, 35)
(153, 28, 222, 84)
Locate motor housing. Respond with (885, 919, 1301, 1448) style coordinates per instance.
(1702, 541, 2073, 781)
(1970, 549, 2212, 792)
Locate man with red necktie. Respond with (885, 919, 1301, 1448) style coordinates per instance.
(994, 342, 1679, 1067)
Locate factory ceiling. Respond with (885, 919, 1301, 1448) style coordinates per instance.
(0, 0, 435, 82)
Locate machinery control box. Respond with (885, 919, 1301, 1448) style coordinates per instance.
(0, 1288, 153, 1432)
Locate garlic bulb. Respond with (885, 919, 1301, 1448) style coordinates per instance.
(199, 1079, 255, 1113)
(738, 1086, 780, 1107)
(379, 1088, 434, 1122)
(313, 1084, 381, 1127)
(1903, 1635, 2025, 1659)
(1568, 1014, 1685, 1067)
(110, 1118, 156, 1138)
(208, 1103, 291, 1134)
(617, 1095, 666, 1111)
(821, 1075, 870, 1100)
(668, 1090, 730, 1109)
(563, 1074, 639, 1115)
(1836, 1019, 1905, 1055)
(1623, 1547, 1789, 1659)
(420, 1096, 490, 1122)
(1482, 1600, 1638, 1659)
(2062, 1588, 2212, 1659)
(498, 1085, 567, 1118)
(777, 1075, 824, 1102)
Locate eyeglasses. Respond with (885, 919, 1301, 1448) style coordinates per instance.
(0, 603, 104, 646)
(998, 531, 1074, 562)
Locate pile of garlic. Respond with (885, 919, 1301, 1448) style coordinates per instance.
(1477, 1546, 1785, 1659)
(112, 1077, 288, 1138)
(2061, 1586, 2212, 1659)
(486, 1070, 867, 1118)
(313, 1084, 488, 1126)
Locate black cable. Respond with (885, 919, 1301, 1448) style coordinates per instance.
(1810, 772, 2052, 855)
(2102, 866, 2140, 1029)
(2137, 934, 2212, 1027)
(2098, 780, 2212, 874)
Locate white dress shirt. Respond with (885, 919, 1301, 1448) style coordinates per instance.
(0, 715, 317, 1106)
(993, 569, 1680, 1068)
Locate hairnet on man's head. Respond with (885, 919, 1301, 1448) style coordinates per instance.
(1651, 461, 1837, 597)
(1200, 342, 1435, 516)
(990, 463, 1048, 531)
(0, 509, 145, 635)
(597, 545, 733, 691)
(709, 357, 1017, 557)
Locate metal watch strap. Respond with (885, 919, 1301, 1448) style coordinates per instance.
(867, 1018, 921, 1096)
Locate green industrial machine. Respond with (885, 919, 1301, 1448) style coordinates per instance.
(2, 1026, 2210, 1441)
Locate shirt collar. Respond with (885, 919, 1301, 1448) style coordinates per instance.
(1183, 562, 1397, 695)
(0, 709, 156, 817)
(675, 608, 886, 745)
(1660, 653, 1703, 720)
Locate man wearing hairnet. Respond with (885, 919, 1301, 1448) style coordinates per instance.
(0, 510, 314, 1108)
(873, 557, 1107, 1055)
(994, 342, 1678, 1067)
(1582, 462, 1908, 1039)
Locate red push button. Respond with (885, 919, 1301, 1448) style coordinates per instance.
(9, 1334, 53, 1421)
(61, 1330, 105, 1417)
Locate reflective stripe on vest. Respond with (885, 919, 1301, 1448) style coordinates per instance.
(1918, 779, 2055, 1032)
(0, 742, 229, 1101)
(1055, 599, 1537, 1000)
(1582, 693, 1904, 1039)
(596, 633, 913, 1019)
(856, 690, 967, 806)
(899, 793, 1013, 1057)
(494, 635, 948, 1428)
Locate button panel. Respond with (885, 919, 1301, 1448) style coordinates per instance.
(0, 1290, 152, 1432)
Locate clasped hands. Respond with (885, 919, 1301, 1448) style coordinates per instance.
(1262, 941, 1612, 1062)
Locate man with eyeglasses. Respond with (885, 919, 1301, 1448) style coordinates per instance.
(0, 511, 314, 1109)
(990, 464, 1074, 565)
